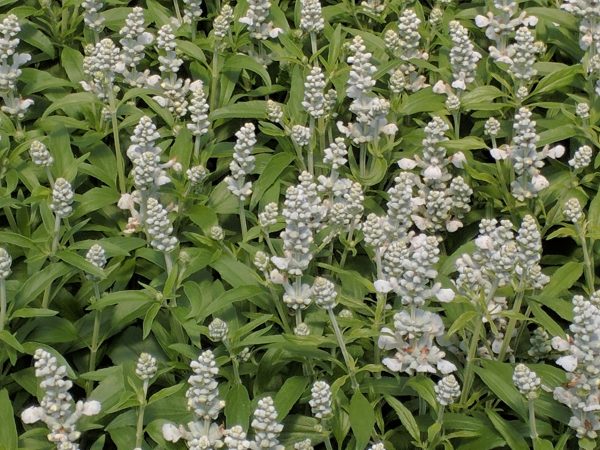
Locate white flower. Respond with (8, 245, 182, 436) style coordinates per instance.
(82, 400, 102, 416)
(397, 158, 417, 169)
(162, 423, 183, 442)
(21, 406, 43, 424)
(437, 359, 457, 374)
(556, 355, 578, 372)
(436, 288, 455, 303)
(551, 336, 570, 351)
(490, 147, 508, 160)
(374, 279, 393, 293)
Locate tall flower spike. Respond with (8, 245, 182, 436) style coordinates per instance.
(119, 7, 153, 79)
(186, 350, 225, 421)
(224, 425, 251, 449)
(300, 0, 324, 34)
(251, 396, 284, 450)
(397, 9, 425, 60)
(569, 145, 593, 170)
(0, 15, 33, 119)
(225, 123, 256, 201)
(21, 349, 101, 450)
(51, 178, 74, 219)
(214, 4, 234, 39)
(564, 198, 583, 223)
(183, 0, 203, 24)
(81, 39, 124, 102)
(85, 244, 106, 280)
(81, 0, 105, 33)
(156, 24, 183, 75)
(145, 198, 178, 252)
(0, 247, 11, 279)
(239, 0, 283, 40)
(302, 65, 326, 119)
(187, 80, 210, 137)
(448, 21, 481, 90)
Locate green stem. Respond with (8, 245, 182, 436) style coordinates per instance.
(460, 319, 482, 405)
(210, 45, 219, 113)
(268, 284, 292, 334)
(308, 117, 315, 176)
(576, 222, 595, 294)
(497, 283, 526, 362)
(528, 397, 538, 440)
(453, 111, 461, 139)
(51, 215, 61, 255)
(310, 32, 318, 56)
(328, 307, 359, 390)
(0, 279, 6, 331)
(45, 167, 54, 187)
(173, 0, 182, 23)
(359, 143, 367, 177)
(239, 199, 247, 241)
(135, 380, 149, 448)
(193, 135, 201, 162)
(108, 88, 126, 194)
(373, 292, 386, 375)
(165, 252, 174, 277)
(86, 284, 102, 395)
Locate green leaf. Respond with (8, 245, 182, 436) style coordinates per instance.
(250, 152, 295, 209)
(486, 410, 529, 450)
(20, 68, 73, 95)
(0, 330, 24, 352)
(148, 383, 185, 405)
(350, 391, 375, 450)
(16, 262, 73, 308)
(223, 54, 272, 87)
(198, 285, 263, 321)
(61, 47, 85, 83)
(531, 65, 582, 97)
(274, 376, 308, 421)
(399, 88, 445, 115)
(56, 250, 106, 279)
(225, 384, 251, 430)
(447, 310, 478, 337)
(210, 101, 267, 121)
(475, 361, 527, 418)
(385, 395, 421, 443)
(42, 92, 99, 118)
(0, 389, 17, 450)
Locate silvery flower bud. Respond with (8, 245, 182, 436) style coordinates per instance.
(85, 244, 106, 279)
(0, 248, 12, 278)
(300, 0, 324, 33)
(291, 125, 311, 146)
(484, 117, 501, 137)
(302, 65, 326, 118)
(445, 94, 460, 111)
(81, 0, 105, 32)
(251, 396, 283, 449)
(267, 100, 283, 123)
(568, 145, 593, 170)
(187, 165, 208, 185)
(214, 4, 234, 39)
(136, 352, 158, 381)
(145, 198, 178, 252)
(211, 225, 224, 241)
(29, 140, 53, 167)
(294, 439, 314, 450)
(564, 198, 583, 223)
(254, 251, 270, 272)
(183, 0, 203, 24)
(513, 363, 540, 399)
(187, 81, 210, 137)
(435, 375, 461, 406)
(187, 350, 225, 420)
(312, 277, 337, 309)
(224, 425, 251, 449)
(576, 102, 590, 119)
(209, 318, 229, 342)
(51, 178, 74, 218)
(259, 202, 279, 227)
(369, 444, 386, 450)
(323, 138, 347, 169)
(449, 20, 481, 90)
(309, 380, 332, 419)
(339, 308, 353, 319)
(294, 322, 310, 336)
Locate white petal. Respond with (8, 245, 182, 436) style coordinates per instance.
(556, 355, 578, 372)
(548, 144, 566, 159)
(21, 406, 43, 424)
(446, 220, 463, 232)
(490, 147, 507, 160)
(378, 328, 396, 350)
(382, 357, 403, 372)
(432, 80, 449, 94)
(270, 256, 288, 270)
(551, 336, 570, 351)
(437, 360, 457, 374)
(474, 15, 490, 27)
(451, 152, 466, 168)
(423, 165, 442, 179)
(436, 288, 455, 303)
(374, 279, 392, 293)
(397, 158, 417, 170)
(162, 423, 182, 442)
(532, 174, 549, 191)
(82, 400, 101, 416)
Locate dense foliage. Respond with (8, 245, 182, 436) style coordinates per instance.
(0, 0, 599, 449)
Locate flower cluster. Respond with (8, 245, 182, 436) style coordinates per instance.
(21, 349, 102, 450)
(225, 123, 257, 201)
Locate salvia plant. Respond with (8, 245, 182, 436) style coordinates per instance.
(1, 0, 600, 449)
